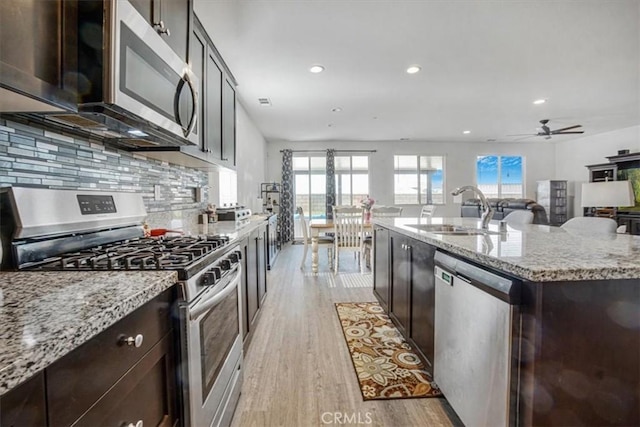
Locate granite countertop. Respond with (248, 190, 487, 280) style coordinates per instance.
(180, 215, 271, 242)
(0, 270, 177, 396)
(375, 217, 640, 282)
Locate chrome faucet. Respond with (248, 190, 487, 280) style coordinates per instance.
(451, 186, 494, 229)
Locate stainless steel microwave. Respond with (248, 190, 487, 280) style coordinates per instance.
(59, 0, 199, 147)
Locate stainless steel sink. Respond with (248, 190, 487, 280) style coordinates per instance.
(405, 224, 499, 235)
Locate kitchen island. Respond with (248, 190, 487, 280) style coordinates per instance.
(373, 217, 640, 426)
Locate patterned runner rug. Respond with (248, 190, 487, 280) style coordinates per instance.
(335, 302, 442, 400)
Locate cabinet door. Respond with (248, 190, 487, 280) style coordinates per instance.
(373, 227, 390, 311)
(0, 0, 77, 111)
(222, 78, 236, 166)
(206, 51, 223, 159)
(390, 234, 410, 334)
(245, 232, 259, 329)
(159, 0, 189, 61)
(0, 372, 47, 427)
(72, 333, 177, 427)
(190, 25, 206, 150)
(129, 0, 189, 61)
(409, 240, 436, 371)
(257, 226, 267, 305)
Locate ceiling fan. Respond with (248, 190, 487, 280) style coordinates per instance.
(511, 119, 584, 140)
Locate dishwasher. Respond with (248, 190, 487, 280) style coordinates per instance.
(433, 251, 521, 427)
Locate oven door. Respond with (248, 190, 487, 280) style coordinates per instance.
(183, 263, 243, 427)
(109, 0, 198, 143)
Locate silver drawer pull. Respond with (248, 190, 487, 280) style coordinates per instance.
(123, 421, 143, 427)
(120, 334, 144, 348)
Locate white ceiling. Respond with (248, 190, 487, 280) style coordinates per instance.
(194, 0, 639, 144)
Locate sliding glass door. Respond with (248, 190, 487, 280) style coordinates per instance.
(293, 155, 326, 240)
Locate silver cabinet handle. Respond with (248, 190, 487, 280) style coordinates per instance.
(120, 334, 144, 348)
(123, 421, 143, 427)
(153, 20, 170, 36)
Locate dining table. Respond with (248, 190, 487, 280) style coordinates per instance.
(309, 219, 372, 273)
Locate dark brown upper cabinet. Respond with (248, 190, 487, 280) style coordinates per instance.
(191, 15, 237, 169)
(129, 0, 190, 62)
(0, 0, 78, 112)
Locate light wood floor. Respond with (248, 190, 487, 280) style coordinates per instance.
(230, 244, 460, 427)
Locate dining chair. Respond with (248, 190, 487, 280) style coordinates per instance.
(560, 217, 617, 234)
(332, 206, 365, 274)
(421, 205, 436, 218)
(502, 210, 534, 226)
(297, 207, 334, 270)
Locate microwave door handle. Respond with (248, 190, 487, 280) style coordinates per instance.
(183, 71, 198, 137)
(190, 264, 241, 321)
(174, 72, 198, 138)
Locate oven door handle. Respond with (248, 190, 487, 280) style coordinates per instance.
(190, 264, 242, 321)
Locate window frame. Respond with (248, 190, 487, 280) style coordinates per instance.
(393, 154, 446, 205)
(475, 155, 525, 199)
(335, 155, 370, 206)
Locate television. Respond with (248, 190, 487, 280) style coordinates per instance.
(617, 167, 640, 212)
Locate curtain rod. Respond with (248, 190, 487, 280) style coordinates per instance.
(279, 149, 377, 153)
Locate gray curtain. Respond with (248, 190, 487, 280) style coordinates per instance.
(326, 149, 336, 219)
(281, 149, 294, 242)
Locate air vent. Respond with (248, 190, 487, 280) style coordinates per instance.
(258, 98, 272, 107)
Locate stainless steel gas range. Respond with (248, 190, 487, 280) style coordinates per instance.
(0, 187, 243, 427)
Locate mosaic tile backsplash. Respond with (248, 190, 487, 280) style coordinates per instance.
(0, 116, 209, 229)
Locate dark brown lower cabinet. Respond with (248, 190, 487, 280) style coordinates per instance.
(390, 233, 411, 335)
(372, 226, 390, 311)
(0, 372, 47, 427)
(0, 287, 180, 427)
(242, 224, 268, 349)
(72, 332, 177, 427)
(388, 230, 436, 371)
(408, 241, 436, 372)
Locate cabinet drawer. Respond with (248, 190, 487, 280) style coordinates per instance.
(72, 332, 177, 427)
(47, 287, 174, 427)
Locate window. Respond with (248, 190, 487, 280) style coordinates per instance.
(335, 155, 369, 206)
(476, 155, 523, 199)
(219, 168, 237, 206)
(394, 155, 444, 204)
(293, 155, 326, 223)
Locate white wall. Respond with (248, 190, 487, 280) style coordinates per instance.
(236, 103, 268, 210)
(266, 140, 556, 217)
(209, 103, 267, 210)
(554, 125, 640, 216)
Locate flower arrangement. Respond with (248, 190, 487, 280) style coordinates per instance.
(360, 195, 375, 211)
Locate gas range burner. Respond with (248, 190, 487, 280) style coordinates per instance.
(26, 234, 232, 274)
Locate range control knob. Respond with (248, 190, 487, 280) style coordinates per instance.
(229, 252, 239, 263)
(220, 260, 232, 271)
(202, 271, 217, 286)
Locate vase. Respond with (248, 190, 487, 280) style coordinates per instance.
(364, 211, 371, 222)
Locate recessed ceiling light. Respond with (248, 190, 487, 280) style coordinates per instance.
(533, 98, 547, 105)
(463, 130, 471, 134)
(406, 65, 421, 74)
(309, 65, 325, 73)
(127, 129, 148, 137)
(331, 107, 342, 112)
